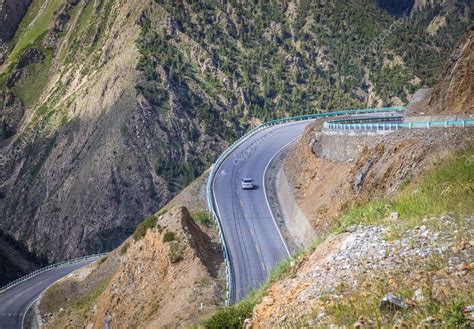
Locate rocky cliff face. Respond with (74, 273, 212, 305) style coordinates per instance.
(426, 26, 473, 115)
(39, 206, 224, 328)
(284, 123, 473, 235)
(406, 26, 473, 116)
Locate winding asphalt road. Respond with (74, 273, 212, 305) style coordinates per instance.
(212, 121, 312, 302)
(0, 258, 98, 329)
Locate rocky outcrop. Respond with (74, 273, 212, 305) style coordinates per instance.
(0, 91, 24, 139)
(285, 122, 473, 237)
(426, 26, 474, 115)
(405, 26, 473, 117)
(39, 206, 224, 328)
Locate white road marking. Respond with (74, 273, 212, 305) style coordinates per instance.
(262, 135, 302, 257)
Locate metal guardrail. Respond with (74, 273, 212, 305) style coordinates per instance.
(206, 106, 406, 305)
(324, 118, 474, 131)
(0, 253, 107, 294)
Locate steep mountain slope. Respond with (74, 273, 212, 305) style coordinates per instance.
(36, 174, 224, 328)
(0, 0, 471, 279)
(406, 26, 473, 116)
(426, 26, 473, 115)
(411, 0, 472, 43)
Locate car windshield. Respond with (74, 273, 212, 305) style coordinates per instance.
(242, 178, 253, 183)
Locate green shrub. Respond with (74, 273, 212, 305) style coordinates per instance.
(168, 242, 184, 263)
(192, 211, 213, 227)
(98, 256, 107, 265)
(163, 231, 176, 243)
(133, 215, 158, 241)
(203, 298, 255, 328)
(203, 255, 302, 328)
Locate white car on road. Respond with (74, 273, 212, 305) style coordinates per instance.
(241, 178, 254, 190)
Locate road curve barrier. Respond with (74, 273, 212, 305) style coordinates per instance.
(0, 253, 107, 294)
(206, 106, 406, 305)
(323, 117, 474, 131)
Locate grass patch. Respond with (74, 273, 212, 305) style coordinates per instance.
(192, 211, 213, 227)
(6, 0, 63, 67)
(337, 146, 474, 233)
(325, 264, 472, 327)
(119, 242, 129, 255)
(163, 231, 176, 243)
(133, 215, 158, 241)
(70, 274, 113, 311)
(203, 297, 256, 329)
(203, 247, 308, 328)
(12, 48, 53, 108)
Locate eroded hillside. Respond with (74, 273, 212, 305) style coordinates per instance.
(0, 0, 471, 282)
(36, 173, 225, 328)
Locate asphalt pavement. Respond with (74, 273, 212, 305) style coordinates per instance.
(0, 258, 99, 329)
(212, 121, 311, 302)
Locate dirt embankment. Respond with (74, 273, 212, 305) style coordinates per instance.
(285, 126, 474, 236)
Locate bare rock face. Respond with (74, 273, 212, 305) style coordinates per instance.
(40, 206, 224, 328)
(426, 26, 474, 115)
(405, 27, 473, 117)
(90, 207, 223, 328)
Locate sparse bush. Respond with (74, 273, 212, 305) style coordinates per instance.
(203, 298, 255, 329)
(119, 242, 129, 255)
(163, 231, 176, 243)
(98, 256, 107, 265)
(133, 215, 158, 241)
(192, 211, 213, 227)
(168, 241, 184, 263)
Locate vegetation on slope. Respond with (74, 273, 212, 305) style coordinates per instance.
(337, 145, 474, 233)
(137, 0, 465, 124)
